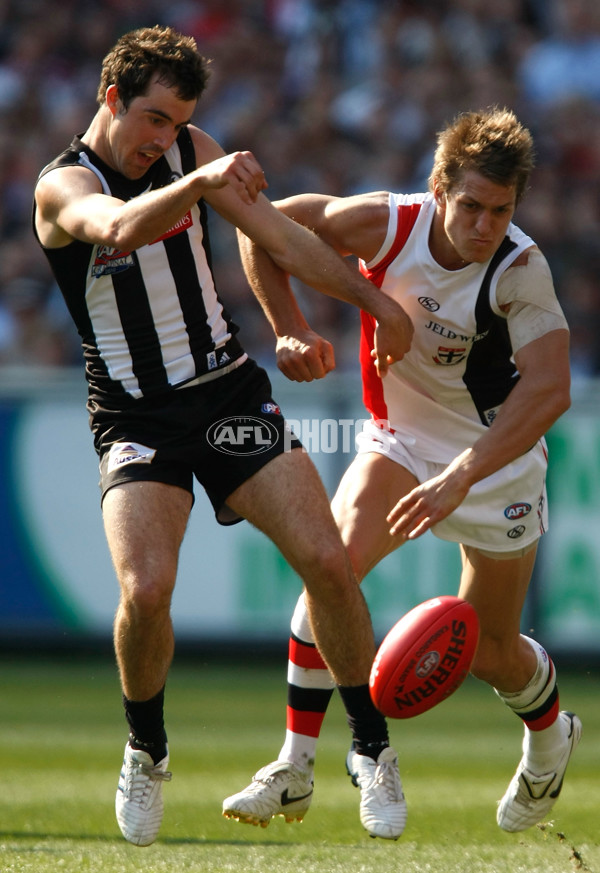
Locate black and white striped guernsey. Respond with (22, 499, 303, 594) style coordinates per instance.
(33, 127, 245, 406)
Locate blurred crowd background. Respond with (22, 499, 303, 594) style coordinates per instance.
(1, 0, 599, 385)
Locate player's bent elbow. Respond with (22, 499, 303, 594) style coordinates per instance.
(548, 383, 571, 424)
(535, 374, 570, 429)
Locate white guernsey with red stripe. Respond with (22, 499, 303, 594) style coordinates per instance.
(359, 193, 534, 465)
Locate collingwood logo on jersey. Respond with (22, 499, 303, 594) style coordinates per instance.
(91, 245, 135, 277)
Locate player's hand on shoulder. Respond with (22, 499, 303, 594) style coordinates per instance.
(276, 330, 335, 382)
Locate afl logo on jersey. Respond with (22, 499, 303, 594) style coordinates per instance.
(504, 502, 531, 520)
(418, 296, 440, 312)
(207, 416, 279, 456)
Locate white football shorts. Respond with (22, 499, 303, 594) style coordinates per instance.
(356, 418, 548, 554)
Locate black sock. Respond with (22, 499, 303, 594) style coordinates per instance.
(123, 686, 168, 764)
(337, 683, 389, 761)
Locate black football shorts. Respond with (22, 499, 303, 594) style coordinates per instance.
(92, 359, 302, 524)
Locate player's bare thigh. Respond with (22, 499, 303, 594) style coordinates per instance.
(225, 448, 348, 578)
(102, 480, 193, 597)
(332, 451, 419, 581)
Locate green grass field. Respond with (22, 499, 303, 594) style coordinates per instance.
(1, 655, 598, 873)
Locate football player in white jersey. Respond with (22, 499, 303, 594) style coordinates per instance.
(33, 25, 413, 847)
(223, 107, 581, 838)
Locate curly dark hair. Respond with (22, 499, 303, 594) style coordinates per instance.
(96, 25, 210, 109)
(429, 107, 535, 205)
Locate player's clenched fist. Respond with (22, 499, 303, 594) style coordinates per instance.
(276, 330, 335, 382)
(197, 151, 268, 204)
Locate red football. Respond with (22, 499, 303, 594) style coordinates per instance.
(369, 596, 479, 719)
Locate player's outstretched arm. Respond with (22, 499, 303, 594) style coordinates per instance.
(231, 191, 413, 379)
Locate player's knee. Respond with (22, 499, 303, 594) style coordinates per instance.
(342, 540, 370, 582)
(299, 536, 354, 591)
(118, 570, 175, 619)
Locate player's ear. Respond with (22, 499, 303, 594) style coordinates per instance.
(432, 180, 446, 207)
(105, 84, 122, 117)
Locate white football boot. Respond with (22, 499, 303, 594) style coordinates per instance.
(115, 743, 172, 846)
(497, 711, 582, 832)
(222, 760, 313, 827)
(346, 746, 407, 839)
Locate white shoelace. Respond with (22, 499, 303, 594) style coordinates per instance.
(125, 759, 172, 802)
(373, 761, 403, 801)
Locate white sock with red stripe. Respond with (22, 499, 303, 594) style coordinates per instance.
(278, 593, 335, 774)
(495, 635, 565, 773)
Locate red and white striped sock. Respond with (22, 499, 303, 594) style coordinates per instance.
(278, 594, 335, 774)
(496, 635, 564, 772)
